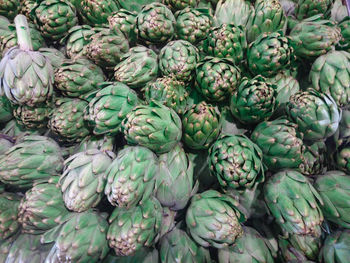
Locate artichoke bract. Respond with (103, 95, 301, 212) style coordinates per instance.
(163, 0, 198, 11)
(175, 7, 212, 45)
(54, 58, 106, 99)
(209, 134, 264, 190)
(18, 178, 71, 234)
(49, 98, 90, 143)
(196, 57, 241, 102)
(247, 32, 293, 78)
(136, 3, 175, 44)
(319, 230, 350, 263)
(251, 119, 305, 171)
(182, 101, 221, 150)
(73, 135, 115, 154)
(294, 0, 334, 20)
(246, 0, 287, 43)
(107, 198, 163, 256)
(0, 0, 20, 20)
(159, 40, 199, 82)
(105, 146, 159, 208)
(337, 147, 350, 173)
(186, 190, 245, 249)
(203, 23, 247, 65)
(39, 47, 65, 69)
(314, 170, 350, 228)
(0, 15, 54, 107)
(121, 101, 182, 154)
(42, 211, 110, 263)
(114, 46, 158, 88)
(160, 227, 211, 263)
(301, 141, 327, 176)
(230, 76, 277, 125)
(13, 103, 52, 130)
(264, 170, 324, 237)
(218, 226, 274, 263)
(214, 0, 253, 27)
(0, 95, 13, 124)
(338, 17, 350, 52)
(0, 135, 64, 189)
(156, 144, 197, 211)
(78, 0, 120, 25)
(108, 9, 137, 42)
(310, 50, 350, 108)
(60, 149, 114, 212)
(286, 89, 341, 141)
(143, 77, 188, 115)
(0, 192, 21, 240)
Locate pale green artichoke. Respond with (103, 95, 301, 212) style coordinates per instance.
(0, 192, 21, 240)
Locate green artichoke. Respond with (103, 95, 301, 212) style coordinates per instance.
(0, 135, 63, 189)
(39, 47, 65, 69)
(247, 32, 293, 77)
(301, 141, 327, 176)
(143, 77, 188, 115)
(175, 7, 212, 45)
(182, 101, 221, 150)
(251, 119, 305, 171)
(333, 109, 350, 148)
(72, 135, 115, 154)
(203, 23, 247, 65)
(121, 100, 182, 154)
(48, 98, 90, 143)
(34, 0, 78, 41)
(163, 0, 198, 11)
(294, 0, 334, 20)
(60, 149, 114, 212)
(196, 57, 241, 102)
(0, 235, 16, 263)
(12, 103, 52, 130)
(337, 147, 350, 173)
(78, 0, 119, 25)
(54, 58, 106, 99)
(331, 0, 348, 22)
(319, 230, 350, 263)
(103, 248, 159, 263)
(186, 190, 245, 249)
(218, 226, 274, 263)
(0, 15, 53, 107)
(42, 211, 110, 263)
(85, 82, 140, 136)
(105, 146, 158, 208)
(108, 9, 137, 42)
(107, 198, 163, 256)
(114, 46, 158, 88)
(0, 134, 14, 156)
(18, 178, 71, 234)
(310, 50, 350, 108)
(0, 0, 20, 20)
(314, 170, 350, 228)
(289, 15, 341, 59)
(209, 134, 264, 190)
(117, 0, 162, 13)
(338, 17, 350, 52)
(136, 3, 175, 44)
(156, 144, 197, 210)
(246, 0, 287, 43)
(0, 192, 21, 240)
(264, 170, 324, 237)
(0, 95, 13, 123)
(159, 40, 199, 82)
(20, 0, 38, 20)
(230, 76, 277, 124)
(286, 88, 341, 141)
(86, 27, 129, 71)
(214, 0, 253, 27)
(160, 226, 211, 263)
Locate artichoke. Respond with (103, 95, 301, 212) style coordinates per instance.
(175, 7, 212, 45)
(78, 0, 119, 25)
(0, 95, 13, 123)
(294, 0, 334, 20)
(0, 135, 63, 189)
(103, 248, 159, 263)
(39, 47, 65, 69)
(60, 149, 114, 212)
(247, 32, 293, 77)
(85, 82, 140, 136)
(114, 46, 158, 88)
(105, 146, 158, 208)
(107, 198, 163, 256)
(42, 211, 110, 263)
(73, 135, 115, 154)
(0, 192, 21, 240)
(319, 230, 350, 263)
(337, 147, 350, 173)
(33, 0, 78, 41)
(20, 0, 38, 20)
(12, 103, 52, 130)
(121, 101, 182, 154)
(186, 190, 245, 249)
(108, 9, 137, 42)
(182, 101, 221, 150)
(54, 58, 106, 99)
(301, 141, 327, 176)
(18, 178, 71, 234)
(338, 17, 350, 52)
(163, 0, 198, 11)
(159, 40, 199, 82)
(48, 98, 90, 143)
(251, 119, 305, 171)
(331, 0, 348, 22)
(0, 15, 53, 107)
(230, 76, 277, 124)
(196, 57, 241, 102)
(310, 50, 350, 108)
(143, 77, 188, 115)
(264, 170, 324, 237)
(203, 23, 247, 65)
(286, 88, 341, 141)
(214, 0, 253, 27)
(314, 170, 350, 228)
(136, 3, 175, 44)
(117, 0, 162, 13)
(0, 0, 20, 20)
(0, 134, 14, 156)
(209, 134, 264, 190)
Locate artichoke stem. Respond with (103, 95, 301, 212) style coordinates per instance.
(14, 14, 33, 51)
